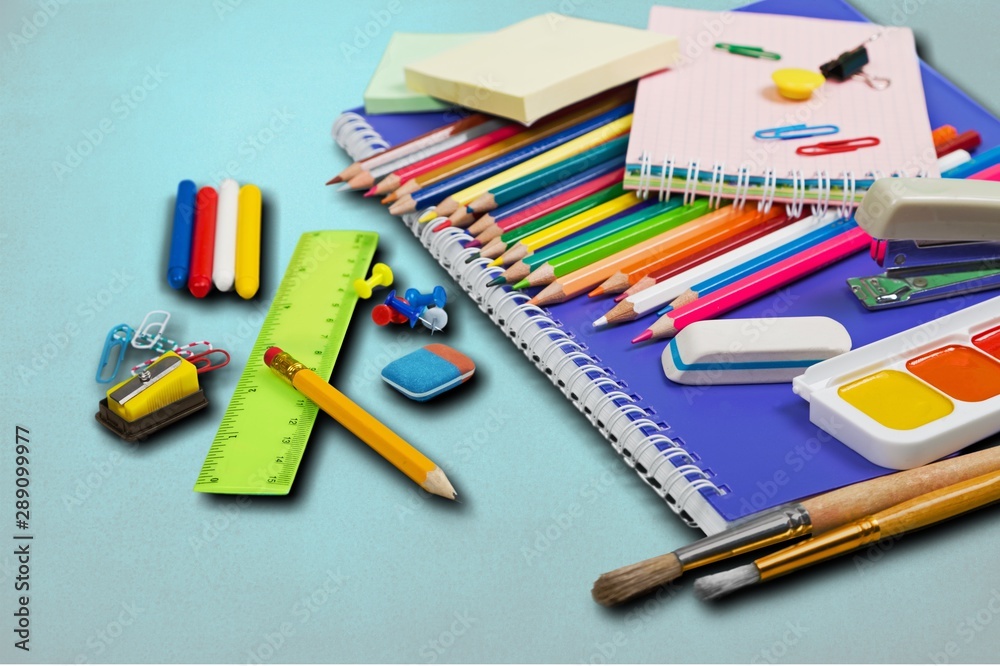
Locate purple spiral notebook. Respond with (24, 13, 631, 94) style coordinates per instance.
(392, 0, 1000, 535)
(331, 105, 459, 161)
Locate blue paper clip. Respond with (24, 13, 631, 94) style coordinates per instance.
(96, 324, 134, 384)
(754, 124, 840, 140)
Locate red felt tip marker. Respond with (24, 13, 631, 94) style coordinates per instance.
(189, 186, 218, 298)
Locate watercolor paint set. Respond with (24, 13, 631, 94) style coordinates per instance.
(794, 296, 1000, 470)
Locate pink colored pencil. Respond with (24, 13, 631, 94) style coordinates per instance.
(970, 163, 1000, 181)
(462, 168, 625, 245)
(634, 227, 871, 343)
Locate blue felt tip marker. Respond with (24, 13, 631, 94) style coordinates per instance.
(168, 180, 197, 289)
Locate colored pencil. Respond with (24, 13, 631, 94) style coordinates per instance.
(942, 144, 1000, 179)
(633, 226, 870, 343)
(667, 218, 856, 309)
(398, 106, 633, 218)
(329, 113, 490, 184)
(345, 119, 506, 190)
(522, 200, 713, 298)
(449, 136, 630, 227)
(469, 168, 624, 245)
(437, 158, 621, 234)
(493, 194, 653, 282)
(380, 85, 634, 201)
(590, 205, 788, 296)
(477, 181, 625, 258)
(369, 123, 523, 196)
(595, 212, 836, 328)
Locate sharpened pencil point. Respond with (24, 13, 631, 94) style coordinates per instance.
(465, 239, 482, 249)
(588, 286, 605, 298)
(418, 210, 437, 223)
(433, 220, 451, 232)
(325, 176, 341, 186)
(488, 257, 502, 267)
(486, 276, 506, 287)
(614, 293, 627, 303)
(363, 187, 377, 197)
(465, 253, 481, 263)
(632, 330, 653, 344)
(336, 183, 352, 192)
(593, 316, 608, 328)
(511, 279, 530, 290)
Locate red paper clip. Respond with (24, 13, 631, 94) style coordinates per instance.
(796, 136, 880, 156)
(187, 348, 231, 374)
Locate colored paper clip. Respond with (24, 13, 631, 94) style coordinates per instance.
(188, 348, 231, 374)
(131, 310, 171, 350)
(848, 178, 1000, 309)
(96, 324, 134, 384)
(796, 136, 880, 156)
(754, 124, 839, 141)
(130, 340, 213, 375)
(714, 43, 780, 60)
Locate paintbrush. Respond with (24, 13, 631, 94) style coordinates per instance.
(591, 445, 1000, 606)
(695, 468, 1000, 601)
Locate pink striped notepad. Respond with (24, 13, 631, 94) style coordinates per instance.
(624, 7, 938, 205)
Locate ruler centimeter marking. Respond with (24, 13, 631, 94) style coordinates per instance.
(194, 230, 378, 495)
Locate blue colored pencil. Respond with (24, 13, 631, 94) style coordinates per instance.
(392, 102, 633, 216)
(656, 219, 857, 314)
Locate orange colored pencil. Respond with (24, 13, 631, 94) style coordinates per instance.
(590, 205, 789, 296)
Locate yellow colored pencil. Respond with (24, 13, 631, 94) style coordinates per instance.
(418, 114, 632, 223)
(235, 184, 261, 300)
(264, 347, 457, 500)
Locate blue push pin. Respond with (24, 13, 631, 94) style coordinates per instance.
(403, 286, 447, 310)
(385, 290, 425, 328)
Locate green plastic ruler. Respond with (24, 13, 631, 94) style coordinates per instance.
(194, 230, 377, 495)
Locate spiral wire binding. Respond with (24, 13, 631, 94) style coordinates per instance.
(707, 163, 726, 209)
(682, 160, 701, 206)
(810, 169, 832, 218)
(757, 167, 777, 213)
(657, 156, 675, 202)
(398, 207, 723, 529)
(331, 112, 391, 161)
(837, 171, 857, 220)
(787, 169, 805, 219)
(636, 151, 652, 200)
(733, 164, 752, 211)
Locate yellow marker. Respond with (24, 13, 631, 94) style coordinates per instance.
(772, 68, 826, 100)
(264, 347, 457, 499)
(448, 114, 633, 208)
(235, 184, 262, 299)
(838, 370, 953, 430)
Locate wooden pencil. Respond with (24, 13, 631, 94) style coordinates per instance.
(589, 205, 788, 296)
(633, 227, 870, 343)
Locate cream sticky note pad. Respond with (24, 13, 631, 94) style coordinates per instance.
(404, 14, 678, 125)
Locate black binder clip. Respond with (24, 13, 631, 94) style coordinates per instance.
(820, 45, 890, 91)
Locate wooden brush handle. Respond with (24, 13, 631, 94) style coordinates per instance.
(875, 470, 1000, 537)
(804, 445, 1000, 532)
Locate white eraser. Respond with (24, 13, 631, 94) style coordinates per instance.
(661, 316, 852, 385)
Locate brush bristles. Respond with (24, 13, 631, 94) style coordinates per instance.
(592, 552, 682, 606)
(694, 563, 760, 601)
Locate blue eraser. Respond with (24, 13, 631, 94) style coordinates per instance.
(381, 344, 475, 401)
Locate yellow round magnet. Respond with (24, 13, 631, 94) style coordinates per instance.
(772, 68, 826, 100)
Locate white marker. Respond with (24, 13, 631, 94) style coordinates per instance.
(213, 178, 239, 291)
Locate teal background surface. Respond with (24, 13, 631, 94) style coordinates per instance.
(2, 0, 1000, 662)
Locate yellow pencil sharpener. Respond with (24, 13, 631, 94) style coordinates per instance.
(95, 351, 208, 441)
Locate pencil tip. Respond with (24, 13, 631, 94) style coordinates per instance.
(326, 176, 341, 185)
(418, 210, 436, 223)
(588, 287, 605, 298)
(433, 220, 451, 232)
(614, 293, 627, 303)
(511, 279, 529, 290)
(465, 239, 482, 249)
(363, 187, 377, 197)
(632, 330, 653, 344)
(593, 316, 608, 328)
(486, 276, 506, 287)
